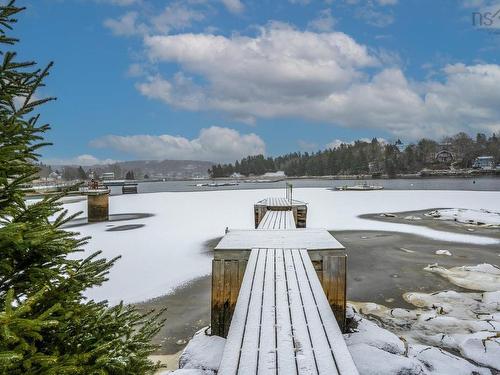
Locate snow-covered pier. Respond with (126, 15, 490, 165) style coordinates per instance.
(212, 195, 358, 374)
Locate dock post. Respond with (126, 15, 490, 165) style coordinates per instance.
(309, 250, 347, 332)
(87, 189, 110, 222)
(211, 251, 250, 338)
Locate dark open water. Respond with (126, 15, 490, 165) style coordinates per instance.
(108, 177, 500, 195)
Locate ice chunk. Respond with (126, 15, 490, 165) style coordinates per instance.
(435, 249, 452, 256)
(424, 263, 500, 291)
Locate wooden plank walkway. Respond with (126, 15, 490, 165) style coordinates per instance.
(218, 248, 359, 375)
(257, 210, 296, 230)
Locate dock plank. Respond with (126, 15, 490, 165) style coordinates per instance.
(238, 249, 266, 374)
(258, 249, 277, 374)
(275, 249, 297, 375)
(218, 250, 259, 374)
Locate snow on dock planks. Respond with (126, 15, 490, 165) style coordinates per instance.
(212, 196, 358, 374)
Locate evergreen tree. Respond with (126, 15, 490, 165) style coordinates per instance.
(0, 3, 163, 373)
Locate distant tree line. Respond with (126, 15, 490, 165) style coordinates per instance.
(208, 133, 499, 178)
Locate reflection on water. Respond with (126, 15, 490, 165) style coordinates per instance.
(107, 177, 500, 195)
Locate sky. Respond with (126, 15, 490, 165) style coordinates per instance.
(11, 0, 500, 164)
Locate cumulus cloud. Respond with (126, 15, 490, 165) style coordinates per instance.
(90, 126, 265, 163)
(44, 154, 118, 166)
(134, 22, 500, 138)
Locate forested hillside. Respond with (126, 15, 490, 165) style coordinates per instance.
(209, 133, 499, 177)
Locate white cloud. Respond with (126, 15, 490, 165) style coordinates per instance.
(134, 22, 500, 139)
(152, 3, 205, 33)
(308, 8, 336, 32)
(90, 126, 265, 163)
(104, 11, 146, 36)
(44, 154, 118, 166)
(220, 0, 245, 13)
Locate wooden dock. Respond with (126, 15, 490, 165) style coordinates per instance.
(212, 194, 357, 374)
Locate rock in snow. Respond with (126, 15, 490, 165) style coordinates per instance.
(168, 327, 225, 375)
(344, 314, 405, 354)
(348, 343, 425, 375)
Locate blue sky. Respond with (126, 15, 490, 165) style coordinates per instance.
(12, 0, 500, 164)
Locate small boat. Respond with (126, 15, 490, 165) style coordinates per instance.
(196, 181, 239, 187)
(335, 182, 384, 191)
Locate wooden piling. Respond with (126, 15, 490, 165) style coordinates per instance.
(211, 251, 250, 337)
(308, 250, 347, 331)
(87, 189, 110, 222)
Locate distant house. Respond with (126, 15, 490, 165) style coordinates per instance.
(101, 172, 115, 180)
(472, 156, 495, 170)
(435, 149, 454, 164)
(230, 172, 243, 178)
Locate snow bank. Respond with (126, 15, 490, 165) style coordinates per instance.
(60, 189, 500, 303)
(427, 208, 500, 226)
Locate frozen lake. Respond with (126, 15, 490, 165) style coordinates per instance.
(61, 188, 500, 305)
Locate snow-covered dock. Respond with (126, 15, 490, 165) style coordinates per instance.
(212, 195, 357, 374)
(218, 248, 358, 375)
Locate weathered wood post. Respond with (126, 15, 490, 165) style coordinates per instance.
(211, 250, 250, 337)
(309, 250, 347, 331)
(87, 189, 110, 222)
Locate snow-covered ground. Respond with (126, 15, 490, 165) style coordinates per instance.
(61, 189, 500, 304)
